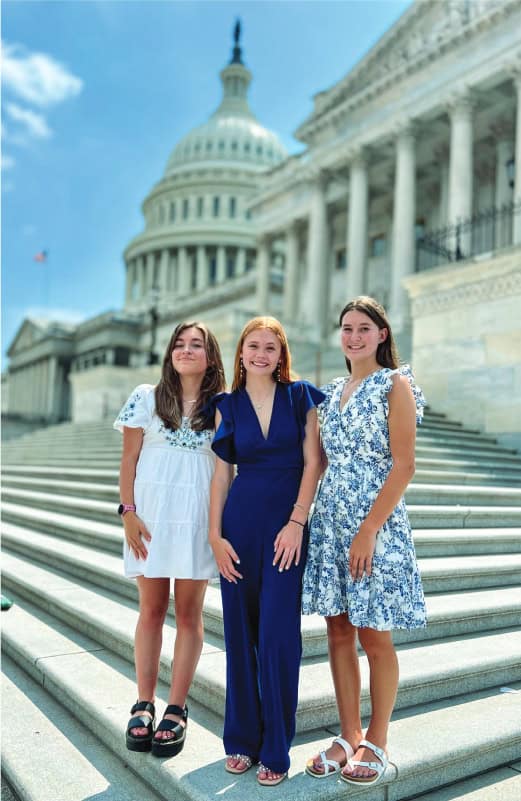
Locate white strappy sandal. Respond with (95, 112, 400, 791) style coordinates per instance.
(305, 736, 355, 778)
(340, 738, 388, 786)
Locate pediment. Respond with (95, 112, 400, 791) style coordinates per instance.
(304, 0, 502, 129)
(7, 318, 47, 356)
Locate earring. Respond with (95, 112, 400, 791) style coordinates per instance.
(239, 357, 245, 382)
(275, 362, 281, 382)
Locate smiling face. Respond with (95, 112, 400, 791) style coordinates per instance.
(241, 328, 282, 378)
(340, 309, 387, 366)
(171, 326, 208, 378)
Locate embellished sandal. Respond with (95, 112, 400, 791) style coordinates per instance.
(256, 763, 287, 786)
(151, 704, 188, 758)
(225, 754, 254, 774)
(305, 736, 354, 778)
(340, 738, 388, 786)
(125, 700, 155, 752)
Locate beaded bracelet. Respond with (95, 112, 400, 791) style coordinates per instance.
(289, 519, 305, 527)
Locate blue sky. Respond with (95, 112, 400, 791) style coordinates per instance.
(1, 0, 411, 364)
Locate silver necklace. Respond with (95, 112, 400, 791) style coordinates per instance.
(247, 387, 273, 411)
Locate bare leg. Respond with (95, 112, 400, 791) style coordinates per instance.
(343, 627, 398, 779)
(131, 576, 170, 736)
(309, 614, 363, 773)
(155, 578, 208, 740)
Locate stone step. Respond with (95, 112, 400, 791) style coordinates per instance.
(3, 585, 521, 801)
(3, 524, 520, 655)
(3, 553, 521, 734)
(409, 764, 521, 801)
(4, 498, 521, 572)
(3, 474, 521, 508)
(1, 659, 165, 801)
(4, 461, 521, 487)
(3, 487, 521, 529)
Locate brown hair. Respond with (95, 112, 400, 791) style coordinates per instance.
(231, 316, 292, 391)
(338, 296, 399, 372)
(155, 321, 225, 431)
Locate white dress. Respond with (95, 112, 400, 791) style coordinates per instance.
(114, 384, 218, 580)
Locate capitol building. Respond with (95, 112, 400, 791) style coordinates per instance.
(5, 0, 521, 450)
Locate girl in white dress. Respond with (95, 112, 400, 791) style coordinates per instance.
(114, 321, 225, 757)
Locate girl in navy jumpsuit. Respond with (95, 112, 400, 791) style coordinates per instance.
(209, 317, 323, 786)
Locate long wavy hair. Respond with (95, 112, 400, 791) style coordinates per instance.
(231, 316, 292, 391)
(155, 321, 225, 431)
(339, 296, 399, 373)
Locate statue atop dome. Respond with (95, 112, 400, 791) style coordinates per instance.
(230, 18, 243, 65)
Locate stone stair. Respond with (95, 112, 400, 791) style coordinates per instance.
(2, 413, 521, 801)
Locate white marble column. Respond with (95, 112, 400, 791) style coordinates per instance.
(46, 356, 58, 419)
(256, 235, 270, 313)
(346, 152, 368, 299)
(146, 252, 155, 291)
(513, 74, 521, 244)
(390, 125, 416, 327)
(196, 245, 207, 291)
(306, 173, 329, 340)
(137, 255, 146, 299)
(178, 246, 190, 295)
(216, 246, 226, 284)
(159, 249, 170, 292)
(236, 247, 246, 277)
(283, 222, 300, 321)
(448, 94, 474, 234)
(124, 260, 133, 305)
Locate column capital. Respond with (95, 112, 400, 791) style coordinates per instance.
(392, 119, 418, 143)
(446, 89, 477, 119)
(346, 146, 367, 169)
(307, 167, 329, 191)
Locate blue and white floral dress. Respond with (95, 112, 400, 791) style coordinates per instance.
(301, 366, 427, 630)
(114, 384, 218, 580)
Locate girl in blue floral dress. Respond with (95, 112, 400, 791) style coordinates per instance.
(115, 322, 225, 757)
(302, 296, 426, 788)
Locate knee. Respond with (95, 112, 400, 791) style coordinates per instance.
(138, 602, 168, 630)
(325, 615, 356, 647)
(357, 628, 394, 660)
(174, 602, 203, 633)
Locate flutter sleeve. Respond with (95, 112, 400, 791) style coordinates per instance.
(210, 392, 236, 463)
(113, 384, 155, 433)
(291, 380, 326, 439)
(382, 365, 426, 425)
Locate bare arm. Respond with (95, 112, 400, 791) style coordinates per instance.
(349, 374, 416, 579)
(119, 427, 152, 560)
(208, 410, 242, 583)
(273, 407, 322, 570)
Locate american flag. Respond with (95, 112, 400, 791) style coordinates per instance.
(33, 250, 48, 262)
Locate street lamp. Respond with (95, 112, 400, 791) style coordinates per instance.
(148, 286, 160, 366)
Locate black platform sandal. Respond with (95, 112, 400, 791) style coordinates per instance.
(126, 700, 156, 752)
(151, 704, 188, 758)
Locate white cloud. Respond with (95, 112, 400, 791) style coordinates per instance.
(1, 153, 15, 170)
(5, 102, 52, 139)
(1, 41, 83, 107)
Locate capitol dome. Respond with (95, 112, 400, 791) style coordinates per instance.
(164, 25, 287, 174)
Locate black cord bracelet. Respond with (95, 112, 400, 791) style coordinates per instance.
(289, 518, 305, 527)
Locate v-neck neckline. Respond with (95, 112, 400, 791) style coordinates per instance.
(338, 369, 384, 414)
(244, 382, 278, 442)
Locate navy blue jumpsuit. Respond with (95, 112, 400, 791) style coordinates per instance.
(212, 381, 324, 773)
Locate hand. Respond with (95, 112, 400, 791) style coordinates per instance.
(123, 512, 151, 560)
(210, 537, 243, 583)
(349, 524, 377, 580)
(273, 522, 303, 571)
